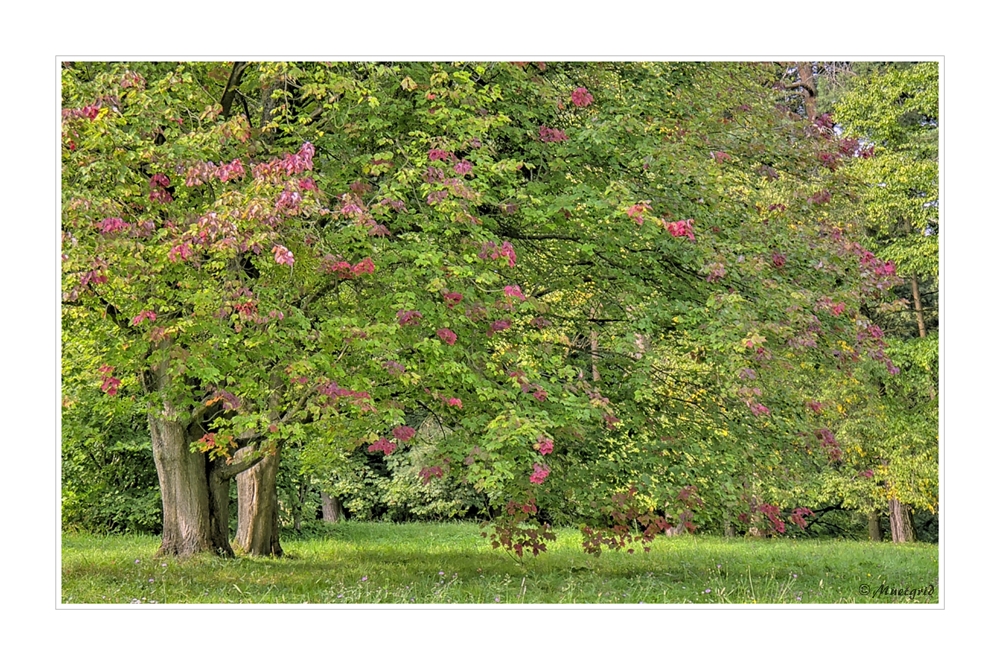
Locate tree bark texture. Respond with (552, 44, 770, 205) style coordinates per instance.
(796, 62, 817, 122)
(888, 498, 916, 543)
(911, 275, 927, 338)
(868, 510, 883, 542)
(235, 446, 284, 556)
(150, 412, 215, 556)
(207, 461, 235, 557)
(321, 492, 344, 523)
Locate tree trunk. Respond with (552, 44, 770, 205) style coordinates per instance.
(868, 510, 883, 542)
(796, 62, 817, 122)
(147, 339, 230, 557)
(207, 461, 235, 557)
(911, 275, 927, 339)
(890, 275, 925, 544)
(149, 412, 215, 557)
(888, 499, 916, 543)
(293, 477, 308, 533)
(321, 492, 344, 523)
(235, 445, 284, 556)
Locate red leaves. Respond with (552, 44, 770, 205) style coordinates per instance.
(418, 465, 443, 484)
(272, 245, 294, 266)
(626, 202, 652, 225)
(665, 219, 696, 241)
(487, 499, 554, 558)
(436, 328, 457, 345)
(758, 503, 786, 534)
(368, 438, 397, 456)
(397, 310, 423, 326)
(322, 255, 375, 279)
(98, 365, 121, 396)
(503, 285, 526, 301)
(789, 507, 814, 529)
(570, 87, 594, 107)
(383, 361, 406, 376)
(487, 319, 511, 336)
(427, 149, 454, 162)
(96, 217, 129, 235)
(392, 425, 416, 442)
(814, 428, 842, 462)
(443, 292, 464, 308)
(148, 174, 173, 203)
(352, 257, 375, 276)
(529, 463, 550, 484)
(251, 142, 315, 182)
(478, 241, 517, 267)
(538, 125, 568, 143)
(580, 487, 684, 556)
(130, 310, 156, 326)
(536, 437, 554, 455)
(807, 190, 831, 205)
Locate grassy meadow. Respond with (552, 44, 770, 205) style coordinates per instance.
(61, 521, 939, 605)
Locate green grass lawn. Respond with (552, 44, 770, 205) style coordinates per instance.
(61, 521, 939, 605)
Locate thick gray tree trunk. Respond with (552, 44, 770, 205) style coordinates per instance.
(147, 338, 233, 556)
(235, 446, 283, 556)
(889, 499, 916, 543)
(149, 412, 221, 556)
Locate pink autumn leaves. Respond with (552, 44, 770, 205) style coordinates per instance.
(321, 255, 376, 279)
(367, 425, 416, 456)
(625, 202, 696, 241)
(538, 86, 592, 145)
(98, 365, 121, 396)
(526, 437, 555, 485)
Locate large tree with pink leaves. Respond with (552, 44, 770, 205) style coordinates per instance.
(62, 61, 903, 556)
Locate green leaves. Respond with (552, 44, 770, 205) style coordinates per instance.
(61, 61, 936, 551)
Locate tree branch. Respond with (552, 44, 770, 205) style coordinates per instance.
(220, 62, 249, 119)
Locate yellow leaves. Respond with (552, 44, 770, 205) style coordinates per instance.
(400, 76, 418, 91)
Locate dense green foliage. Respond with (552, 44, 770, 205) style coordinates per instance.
(61, 61, 936, 552)
(816, 63, 939, 521)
